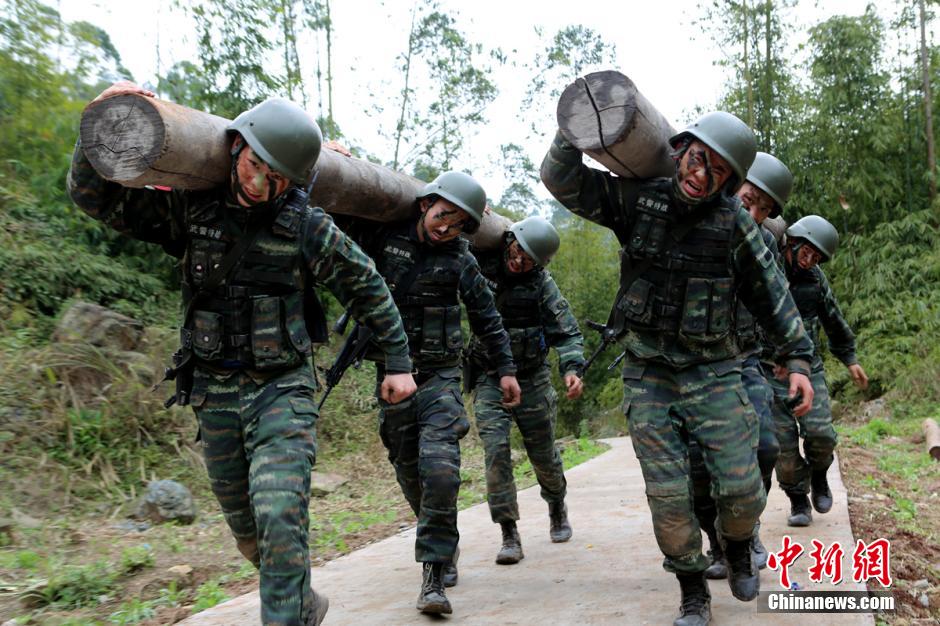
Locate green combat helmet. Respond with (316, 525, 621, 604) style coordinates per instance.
(509, 216, 560, 266)
(228, 98, 322, 185)
(670, 111, 757, 191)
(787, 215, 839, 261)
(747, 152, 793, 218)
(417, 171, 487, 234)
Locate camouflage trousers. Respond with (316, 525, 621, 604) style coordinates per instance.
(473, 365, 566, 524)
(192, 362, 320, 626)
(623, 355, 765, 574)
(688, 354, 779, 536)
(377, 366, 469, 564)
(767, 366, 837, 494)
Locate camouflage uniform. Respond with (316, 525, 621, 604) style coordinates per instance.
(67, 140, 412, 626)
(767, 258, 856, 495)
(689, 225, 783, 533)
(468, 242, 585, 524)
(358, 219, 516, 564)
(540, 131, 813, 573)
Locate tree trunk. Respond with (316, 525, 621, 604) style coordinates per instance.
(919, 0, 937, 203)
(78, 93, 510, 245)
(556, 70, 677, 179)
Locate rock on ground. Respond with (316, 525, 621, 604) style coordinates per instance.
(135, 480, 197, 525)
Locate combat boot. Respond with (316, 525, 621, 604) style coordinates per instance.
(442, 545, 459, 587)
(496, 521, 524, 564)
(810, 470, 833, 513)
(787, 493, 813, 527)
(674, 571, 711, 626)
(416, 562, 452, 615)
(723, 538, 760, 601)
(549, 500, 572, 543)
(304, 588, 329, 626)
(751, 521, 768, 570)
(703, 526, 727, 580)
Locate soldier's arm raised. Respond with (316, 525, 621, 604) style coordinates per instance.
(303, 210, 413, 376)
(539, 130, 638, 233)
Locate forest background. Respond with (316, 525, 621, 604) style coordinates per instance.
(0, 0, 938, 624)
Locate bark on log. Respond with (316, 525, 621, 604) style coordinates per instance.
(556, 70, 677, 179)
(78, 94, 510, 246)
(924, 418, 940, 461)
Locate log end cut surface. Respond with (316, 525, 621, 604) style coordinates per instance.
(557, 70, 638, 152)
(80, 94, 165, 182)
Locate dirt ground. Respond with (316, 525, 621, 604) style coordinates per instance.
(836, 405, 940, 624)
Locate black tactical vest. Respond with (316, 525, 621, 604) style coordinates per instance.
(180, 188, 326, 371)
(476, 249, 546, 372)
(787, 263, 823, 350)
(374, 227, 465, 370)
(615, 179, 738, 355)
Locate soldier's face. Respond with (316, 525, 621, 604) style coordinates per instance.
(232, 141, 290, 207)
(505, 240, 536, 274)
(795, 243, 823, 270)
(677, 141, 733, 200)
(738, 182, 775, 224)
(418, 198, 471, 245)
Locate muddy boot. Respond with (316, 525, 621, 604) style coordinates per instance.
(416, 562, 452, 615)
(549, 501, 572, 543)
(496, 521, 524, 565)
(674, 571, 711, 626)
(442, 545, 459, 587)
(703, 526, 727, 580)
(305, 588, 329, 626)
(787, 493, 813, 527)
(723, 538, 760, 601)
(751, 521, 768, 570)
(810, 469, 833, 514)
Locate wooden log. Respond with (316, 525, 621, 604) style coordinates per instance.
(924, 418, 940, 461)
(78, 94, 510, 246)
(556, 70, 677, 179)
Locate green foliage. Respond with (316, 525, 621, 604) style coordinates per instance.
(119, 545, 155, 574)
(847, 417, 901, 446)
(192, 579, 230, 612)
(41, 560, 118, 608)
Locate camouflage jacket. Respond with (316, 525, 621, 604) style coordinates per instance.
(780, 257, 857, 373)
(540, 130, 812, 374)
(355, 219, 516, 377)
(469, 243, 585, 376)
(66, 139, 413, 374)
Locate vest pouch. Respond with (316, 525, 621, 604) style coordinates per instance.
(680, 277, 733, 345)
(192, 310, 224, 361)
(283, 292, 312, 356)
(188, 240, 226, 288)
(421, 305, 462, 359)
(509, 326, 544, 371)
(251, 296, 293, 370)
(618, 277, 654, 325)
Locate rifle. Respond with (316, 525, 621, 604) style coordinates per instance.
(579, 320, 624, 377)
(318, 311, 374, 411)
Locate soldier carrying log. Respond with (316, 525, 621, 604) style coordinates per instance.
(541, 107, 816, 626)
(67, 81, 417, 626)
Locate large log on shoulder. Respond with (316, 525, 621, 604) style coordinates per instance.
(556, 70, 677, 179)
(78, 94, 510, 245)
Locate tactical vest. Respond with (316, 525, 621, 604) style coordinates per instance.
(475, 250, 546, 372)
(735, 225, 777, 355)
(614, 180, 738, 361)
(374, 229, 465, 370)
(180, 188, 326, 371)
(787, 263, 823, 352)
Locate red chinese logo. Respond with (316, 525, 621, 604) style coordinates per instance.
(808, 539, 845, 584)
(851, 538, 892, 587)
(767, 535, 805, 589)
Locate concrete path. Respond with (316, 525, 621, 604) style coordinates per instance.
(182, 438, 872, 625)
